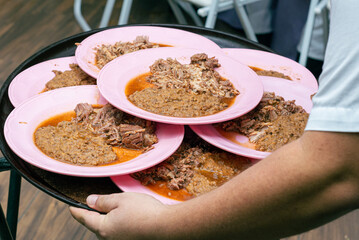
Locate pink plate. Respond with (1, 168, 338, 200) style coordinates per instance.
(111, 174, 181, 205)
(223, 48, 318, 93)
(8, 56, 78, 107)
(75, 26, 221, 78)
(190, 77, 313, 159)
(4, 86, 184, 177)
(97, 47, 263, 125)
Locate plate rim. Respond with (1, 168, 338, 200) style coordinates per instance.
(4, 85, 185, 177)
(111, 174, 182, 205)
(75, 25, 222, 78)
(97, 46, 264, 125)
(8, 56, 78, 107)
(223, 48, 318, 92)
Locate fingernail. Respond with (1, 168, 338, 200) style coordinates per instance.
(87, 195, 99, 207)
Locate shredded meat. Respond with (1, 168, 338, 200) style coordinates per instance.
(190, 53, 221, 68)
(132, 146, 202, 190)
(129, 53, 239, 118)
(132, 144, 251, 196)
(217, 92, 307, 152)
(95, 36, 160, 69)
(73, 103, 158, 150)
(45, 64, 96, 91)
(146, 53, 239, 98)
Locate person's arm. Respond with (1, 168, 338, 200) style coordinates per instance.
(70, 131, 359, 240)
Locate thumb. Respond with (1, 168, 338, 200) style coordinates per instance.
(88, 193, 122, 213)
(69, 206, 104, 233)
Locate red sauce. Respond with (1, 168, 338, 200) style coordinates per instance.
(146, 181, 194, 201)
(37, 111, 76, 127)
(249, 66, 264, 72)
(125, 72, 154, 96)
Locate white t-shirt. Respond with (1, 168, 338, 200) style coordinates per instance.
(305, 0, 359, 132)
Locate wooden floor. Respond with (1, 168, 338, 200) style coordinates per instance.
(0, 0, 358, 239)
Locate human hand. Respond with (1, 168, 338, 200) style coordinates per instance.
(69, 192, 168, 240)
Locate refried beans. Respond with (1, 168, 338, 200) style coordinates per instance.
(34, 103, 158, 166)
(35, 121, 116, 165)
(250, 67, 292, 80)
(217, 92, 308, 152)
(129, 88, 229, 118)
(45, 64, 96, 91)
(255, 113, 308, 151)
(128, 53, 239, 118)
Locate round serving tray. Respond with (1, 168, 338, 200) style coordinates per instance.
(0, 24, 273, 209)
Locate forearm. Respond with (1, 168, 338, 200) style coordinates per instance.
(156, 131, 359, 240)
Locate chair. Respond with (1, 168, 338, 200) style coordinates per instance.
(0, 157, 21, 240)
(298, 0, 330, 66)
(167, 0, 264, 42)
(74, 0, 133, 31)
(73, 0, 262, 42)
(1, 203, 13, 240)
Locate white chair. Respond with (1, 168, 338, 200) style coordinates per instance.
(298, 0, 330, 66)
(167, 0, 266, 42)
(74, 0, 133, 31)
(73, 0, 262, 42)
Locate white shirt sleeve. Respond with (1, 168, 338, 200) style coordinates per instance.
(305, 0, 359, 132)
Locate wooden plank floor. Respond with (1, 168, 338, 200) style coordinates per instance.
(0, 0, 358, 239)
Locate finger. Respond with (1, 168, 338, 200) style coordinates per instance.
(69, 206, 104, 233)
(90, 193, 122, 213)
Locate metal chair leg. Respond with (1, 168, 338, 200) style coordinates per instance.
(233, 0, 258, 42)
(1, 203, 14, 240)
(0, 157, 11, 172)
(6, 170, 21, 240)
(74, 0, 91, 31)
(99, 0, 117, 28)
(168, 0, 189, 25)
(118, 0, 133, 25)
(169, 0, 220, 28)
(299, 0, 319, 66)
(177, 1, 203, 26)
(204, 0, 220, 28)
(316, 0, 329, 49)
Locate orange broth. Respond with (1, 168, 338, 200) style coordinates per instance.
(249, 66, 264, 72)
(215, 126, 256, 150)
(125, 72, 154, 96)
(146, 181, 194, 201)
(34, 106, 142, 166)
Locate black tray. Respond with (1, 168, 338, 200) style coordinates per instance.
(0, 24, 272, 209)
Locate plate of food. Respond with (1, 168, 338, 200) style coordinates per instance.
(223, 48, 318, 93)
(111, 139, 253, 204)
(190, 77, 313, 159)
(8, 56, 96, 107)
(75, 26, 222, 78)
(4, 85, 184, 177)
(97, 47, 263, 125)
